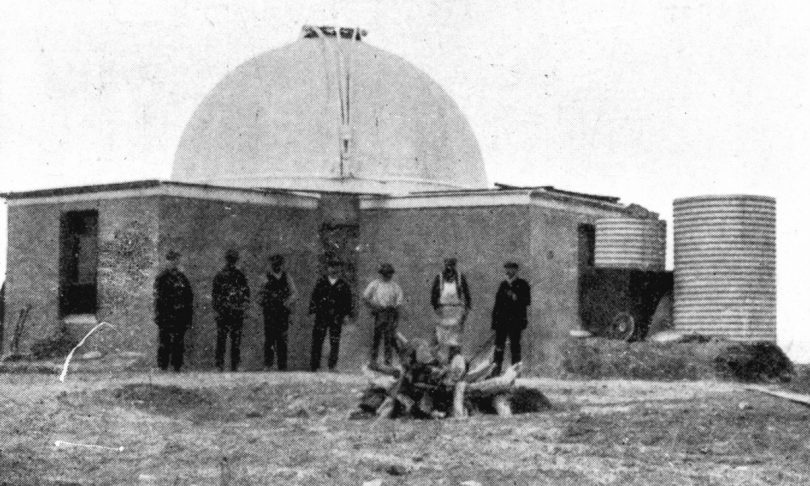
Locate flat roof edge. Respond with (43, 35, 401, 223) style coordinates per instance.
(0, 180, 321, 201)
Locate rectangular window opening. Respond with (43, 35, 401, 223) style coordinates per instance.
(59, 210, 99, 317)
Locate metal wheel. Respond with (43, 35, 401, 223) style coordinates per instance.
(610, 312, 636, 341)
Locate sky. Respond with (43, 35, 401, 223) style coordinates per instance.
(1, 0, 808, 360)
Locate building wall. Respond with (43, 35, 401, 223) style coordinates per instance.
(353, 205, 532, 370)
(3, 188, 633, 374)
(157, 196, 321, 370)
(528, 205, 601, 370)
(3, 197, 160, 354)
(353, 202, 625, 373)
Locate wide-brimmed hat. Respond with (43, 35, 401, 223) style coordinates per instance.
(378, 263, 395, 275)
(503, 261, 519, 269)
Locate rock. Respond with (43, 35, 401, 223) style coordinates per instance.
(385, 464, 410, 476)
(738, 401, 751, 410)
(288, 407, 310, 419)
(361, 480, 383, 486)
(81, 351, 103, 360)
(569, 330, 593, 339)
(649, 331, 686, 343)
(461, 481, 483, 486)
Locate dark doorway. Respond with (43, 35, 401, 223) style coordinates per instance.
(59, 210, 99, 316)
(577, 223, 596, 269)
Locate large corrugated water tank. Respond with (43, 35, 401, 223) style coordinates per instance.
(595, 217, 666, 271)
(673, 195, 776, 341)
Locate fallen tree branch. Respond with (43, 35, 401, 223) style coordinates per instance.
(467, 363, 522, 395)
(744, 385, 810, 407)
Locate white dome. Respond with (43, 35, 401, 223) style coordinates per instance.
(172, 26, 488, 194)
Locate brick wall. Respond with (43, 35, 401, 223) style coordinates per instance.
(3, 197, 159, 354)
(3, 189, 631, 375)
(157, 196, 320, 370)
(354, 202, 618, 373)
(352, 205, 532, 370)
(528, 205, 601, 371)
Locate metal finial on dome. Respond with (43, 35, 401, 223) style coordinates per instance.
(301, 25, 366, 40)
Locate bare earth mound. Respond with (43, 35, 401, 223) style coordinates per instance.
(561, 338, 794, 382)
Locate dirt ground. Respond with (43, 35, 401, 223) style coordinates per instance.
(1, 369, 809, 485)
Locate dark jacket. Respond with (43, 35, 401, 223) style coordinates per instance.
(308, 276, 353, 322)
(491, 278, 531, 330)
(430, 272, 472, 310)
(212, 265, 251, 316)
(154, 268, 194, 330)
(261, 271, 292, 317)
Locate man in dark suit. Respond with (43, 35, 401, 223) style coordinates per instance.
(153, 250, 194, 371)
(212, 249, 251, 372)
(260, 254, 298, 371)
(308, 260, 353, 371)
(491, 261, 531, 375)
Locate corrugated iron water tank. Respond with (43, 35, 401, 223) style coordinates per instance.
(673, 195, 776, 341)
(595, 217, 666, 271)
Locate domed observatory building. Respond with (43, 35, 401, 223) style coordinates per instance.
(174, 26, 488, 194)
(2, 27, 659, 370)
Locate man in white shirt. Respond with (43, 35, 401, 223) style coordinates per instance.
(363, 263, 404, 366)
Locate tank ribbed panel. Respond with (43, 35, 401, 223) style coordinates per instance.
(673, 195, 776, 342)
(595, 218, 666, 270)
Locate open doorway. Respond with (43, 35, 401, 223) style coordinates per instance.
(59, 210, 99, 317)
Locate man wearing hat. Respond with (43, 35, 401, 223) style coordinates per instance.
(212, 249, 251, 371)
(153, 250, 194, 371)
(491, 261, 531, 375)
(308, 260, 354, 371)
(430, 257, 472, 361)
(362, 263, 404, 366)
(260, 254, 298, 371)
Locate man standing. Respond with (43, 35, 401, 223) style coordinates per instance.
(212, 249, 251, 372)
(491, 261, 531, 375)
(430, 258, 472, 362)
(309, 260, 353, 371)
(362, 263, 404, 366)
(153, 250, 194, 372)
(260, 254, 298, 371)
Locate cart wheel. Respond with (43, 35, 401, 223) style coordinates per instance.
(610, 312, 636, 341)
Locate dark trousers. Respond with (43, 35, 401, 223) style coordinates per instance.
(264, 311, 289, 370)
(215, 313, 243, 371)
(493, 326, 523, 373)
(311, 315, 343, 371)
(157, 328, 186, 371)
(371, 309, 399, 365)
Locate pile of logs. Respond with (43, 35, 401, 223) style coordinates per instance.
(354, 335, 549, 419)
